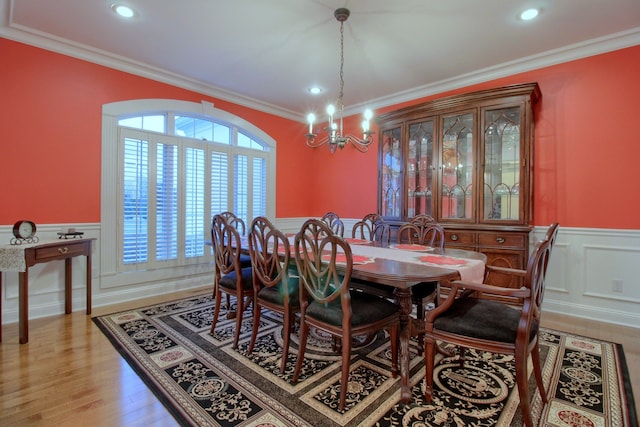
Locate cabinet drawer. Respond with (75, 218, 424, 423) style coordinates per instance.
(444, 230, 475, 245)
(478, 232, 525, 248)
(34, 242, 87, 261)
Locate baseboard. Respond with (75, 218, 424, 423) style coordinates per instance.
(543, 300, 640, 329)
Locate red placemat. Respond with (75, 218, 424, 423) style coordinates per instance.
(277, 244, 295, 255)
(390, 243, 434, 252)
(417, 255, 468, 266)
(345, 238, 372, 245)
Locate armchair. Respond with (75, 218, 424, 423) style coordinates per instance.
(424, 223, 559, 427)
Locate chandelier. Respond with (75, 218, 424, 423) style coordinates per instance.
(305, 8, 375, 154)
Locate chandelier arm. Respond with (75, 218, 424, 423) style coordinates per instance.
(306, 134, 330, 148)
(345, 135, 375, 152)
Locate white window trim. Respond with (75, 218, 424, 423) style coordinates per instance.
(101, 99, 276, 288)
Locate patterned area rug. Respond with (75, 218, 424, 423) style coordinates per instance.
(92, 293, 637, 427)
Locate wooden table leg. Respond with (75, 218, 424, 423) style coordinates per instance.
(86, 253, 92, 315)
(18, 270, 28, 344)
(0, 271, 3, 342)
(394, 287, 413, 403)
(65, 258, 72, 314)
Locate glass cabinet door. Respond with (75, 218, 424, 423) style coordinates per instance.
(380, 127, 402, 219)
(407, 120, 434, 217)
(483, 106, 522, 221)
(440, 113, 474, 220)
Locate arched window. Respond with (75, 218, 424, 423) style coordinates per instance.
(101, 99, 275, 286)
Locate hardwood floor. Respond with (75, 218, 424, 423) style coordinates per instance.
(1, 288, 638, 426)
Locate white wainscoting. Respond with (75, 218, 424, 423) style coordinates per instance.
(0, 223, 214, 325)
(1, 221, 639, 329)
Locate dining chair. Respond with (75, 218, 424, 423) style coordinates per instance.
(348, 217, 393, 301)
(210, 214, 254, 349)
(217, 211, 251, 265)
(397, 221, 446, 353)
(397, 221, 445, 248)
(423, 223, 559, 427)
(247, 216, 299, 373)
(215, 211, 252, 313)
(292, 219, 399, 411)
(357, 213, 383, 237)
(352, 214, 390, 245)
(320, 211, 345, 237)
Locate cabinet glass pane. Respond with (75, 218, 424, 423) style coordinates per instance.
(484, 107, 521, 220)
(407, 120, 434, 217)
(441, 113, 473, 219)
(380, 127, 402, 218)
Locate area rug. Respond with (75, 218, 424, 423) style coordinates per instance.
(93, 293, 637, 426)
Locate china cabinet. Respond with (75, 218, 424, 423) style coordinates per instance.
(377, 83, 541, 287)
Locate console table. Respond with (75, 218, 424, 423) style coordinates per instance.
(0, 238, 96, 344)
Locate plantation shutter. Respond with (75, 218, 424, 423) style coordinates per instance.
(252, 157, 266, 219)
(156, 143, 178, 261)
(234, 154, 249, 227)
(210, 150, 229, 217)
(185, 147, 205, 258)
(123, 137, 149, 264)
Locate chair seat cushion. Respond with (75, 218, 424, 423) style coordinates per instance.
(307, 291, 399, 327)
(220, 267, 253, 290)
(239, 253, 252, 268)
(434, 297, 538, 344)
(258, 277, 300, 306)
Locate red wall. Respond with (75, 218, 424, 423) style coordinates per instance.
(1, 38, 639, 229)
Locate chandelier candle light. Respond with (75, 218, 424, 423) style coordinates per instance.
(305, 8, 375, 153)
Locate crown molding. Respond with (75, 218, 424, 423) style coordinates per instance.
(0, 2, 301, 122)
(348, 27, 640, 116)
(2, 1, 638, 124)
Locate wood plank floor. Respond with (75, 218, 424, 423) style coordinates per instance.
(1, 287, 638, 426)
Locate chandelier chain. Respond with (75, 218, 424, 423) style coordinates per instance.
(304, 8, 375, 153)
(338, 19, 345, 118)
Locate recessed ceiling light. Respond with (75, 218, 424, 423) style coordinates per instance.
(308, 87, 323, 95)
(519, 8, 540, 21)
(112, 4, 135, 18)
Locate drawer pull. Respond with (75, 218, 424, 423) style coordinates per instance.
(496, 237, 505, 244)
(451, 234, 459, 241)
(58, 247, 69, 254)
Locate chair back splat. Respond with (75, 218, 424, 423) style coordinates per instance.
(410, 214, 437, 227)
(352, 213, 390, 244)
(218, 211, 246, 236)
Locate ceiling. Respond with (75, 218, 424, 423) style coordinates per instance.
(2, 0, 639, 121)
